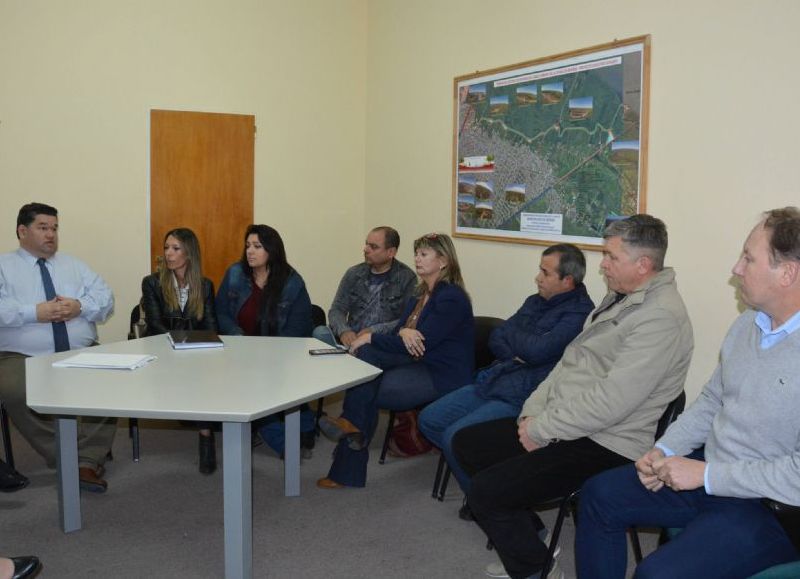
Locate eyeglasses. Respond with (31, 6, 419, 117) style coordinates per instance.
(423, 233, 439, 240)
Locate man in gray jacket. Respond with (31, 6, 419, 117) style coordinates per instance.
(452, 215, 693, 579)
(577, 207, 800, 579)
(314, 226, 416, 347)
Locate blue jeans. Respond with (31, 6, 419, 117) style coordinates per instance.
(418, 384, 519, 492)
(576, 461, 797, 579)
(256, 406, 315, 455)
(326, 343, 439, 487)
(312, 325, 338, 346)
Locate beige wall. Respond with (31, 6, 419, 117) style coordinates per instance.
(0, 0, 367, 340)
(2, 0, 799, 404)
(365, 0, 800, 402)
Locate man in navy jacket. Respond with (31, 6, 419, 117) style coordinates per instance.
(419, 244, 593, 495)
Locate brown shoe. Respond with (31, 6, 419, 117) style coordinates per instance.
(318, 416, 360, 440)
(316, 477, 345, 489)
(79, 467, 108, 493)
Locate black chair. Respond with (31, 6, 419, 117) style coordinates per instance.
(127, 303, 146, 462)
(310, 304, 328, 433)
(1, 401, 15, 469)
(430, 316, 505, 495)
(380, 315, 505, 466)
(629, 391, 687, 561)
(537, 391, 687, 576)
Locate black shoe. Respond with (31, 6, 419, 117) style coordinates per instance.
(199, 432, 217, 475)
(301, 430, 316, 449)
(10, 555, 41, 578)
(0, 465, 29, 493)
(458, 498, 475, 521)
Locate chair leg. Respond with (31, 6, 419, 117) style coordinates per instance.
(378, 410, 396, 464)
(438, 466, 452, 501)
(0, 401, 15, 470)
(541, 493, 575, 576)
(629, 527, 644, 563)
(432, 454, 446, 498)
(130, 417, 140, 462)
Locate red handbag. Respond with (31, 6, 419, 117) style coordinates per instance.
(387, 409, 433, 457)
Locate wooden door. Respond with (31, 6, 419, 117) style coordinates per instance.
(150, 109, 255, 288)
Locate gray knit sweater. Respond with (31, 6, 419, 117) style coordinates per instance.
(659, 310, 800, 505)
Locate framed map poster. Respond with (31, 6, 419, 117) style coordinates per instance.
(453, 36, 650, 249)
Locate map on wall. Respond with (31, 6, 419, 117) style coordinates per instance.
(453, 36, 650, 248)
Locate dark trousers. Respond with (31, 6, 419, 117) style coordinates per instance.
(255, 404, 315, 455)
(327, 344, 438, 487)
(452, 417, 630, 579)
(576, 461, 798, 579)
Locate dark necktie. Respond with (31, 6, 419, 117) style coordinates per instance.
(36, 258, 71, 352)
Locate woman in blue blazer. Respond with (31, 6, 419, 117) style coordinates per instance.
(318, 233, 474, 488)
(216, 224, 316, 457)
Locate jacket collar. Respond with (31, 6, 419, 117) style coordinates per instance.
(541, 283, 590, 309)
(357, 258, 404, 281)
(593, 268, 676, 323)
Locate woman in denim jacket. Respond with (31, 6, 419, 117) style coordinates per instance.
(216, 224, 316, 456)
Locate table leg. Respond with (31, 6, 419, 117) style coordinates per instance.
(284, 406, 300, 497)
(55, 416, 81, 532)
(223, 422, 252, 579)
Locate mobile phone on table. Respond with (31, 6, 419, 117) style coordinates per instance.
(309, 347, 348, 356)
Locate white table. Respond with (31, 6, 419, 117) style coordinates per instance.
(26, 335, 380, 579)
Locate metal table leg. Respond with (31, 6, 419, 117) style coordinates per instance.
(283, 407, 300, 497)
(223, 422, 252, 579)
(55, 416, 81, 532)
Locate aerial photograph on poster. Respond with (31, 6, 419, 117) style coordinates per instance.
(454, 37, 649, 248)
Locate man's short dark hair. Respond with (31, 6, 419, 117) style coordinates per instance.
(372, 226, 400, 250)
(604, 214, 668, 271)
(16, 202, 58, 239)
(762, 207, 800, 265)
(543, 243, 586, 285)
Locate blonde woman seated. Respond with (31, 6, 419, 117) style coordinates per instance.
(141, 227, 218, 474)
(318, 233, 475, 488)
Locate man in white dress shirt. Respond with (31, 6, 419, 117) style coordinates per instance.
(0, 202, 115, 492)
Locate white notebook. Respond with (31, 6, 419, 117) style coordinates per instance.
(52, 353, 157, 370)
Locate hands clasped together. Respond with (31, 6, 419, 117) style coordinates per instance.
(636, 447, 706, 492)
(36, 296, 81, 323)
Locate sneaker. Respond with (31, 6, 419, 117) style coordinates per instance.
(484, 531, 561, 579)
(301, 430, 315, 459)
(484, 561, 510, 578)
(485, 560, 563, 579)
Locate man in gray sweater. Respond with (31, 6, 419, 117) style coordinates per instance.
(577, 207, 800, 579)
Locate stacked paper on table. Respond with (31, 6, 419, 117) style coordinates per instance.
(167, 330, 224, 350)
(52, 353, 157, 370)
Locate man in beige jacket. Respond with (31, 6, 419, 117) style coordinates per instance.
(452, 214, 694, 579)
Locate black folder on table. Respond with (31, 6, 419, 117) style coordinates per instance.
(167, 330, 224, 350)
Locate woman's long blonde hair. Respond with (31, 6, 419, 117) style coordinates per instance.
(412, 233, 468, 297)
(158, 228, 205, 320)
